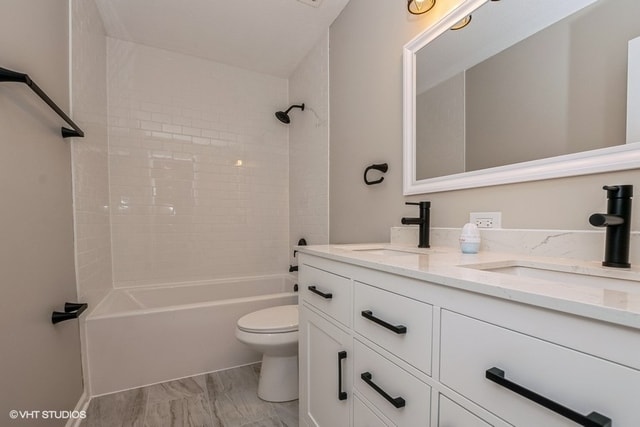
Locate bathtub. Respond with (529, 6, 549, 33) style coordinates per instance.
(85, 274, 298, 396)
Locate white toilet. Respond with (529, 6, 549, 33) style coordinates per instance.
(235, 304, 299, 402)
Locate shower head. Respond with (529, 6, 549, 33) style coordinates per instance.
(275, 103, 305, 124)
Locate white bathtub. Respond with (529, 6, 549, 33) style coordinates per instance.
(85, 274, 298, 396)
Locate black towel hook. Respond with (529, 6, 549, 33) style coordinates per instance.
(364, 163, 389, 185)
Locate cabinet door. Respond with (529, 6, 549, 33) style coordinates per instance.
(300, 304, 352, 427)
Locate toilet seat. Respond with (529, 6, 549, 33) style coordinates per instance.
(237, 304, 298, 333)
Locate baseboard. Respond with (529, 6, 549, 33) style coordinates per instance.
(65, 391, 91, 427)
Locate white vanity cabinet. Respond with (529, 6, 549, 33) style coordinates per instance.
(298, 251, 640, 427)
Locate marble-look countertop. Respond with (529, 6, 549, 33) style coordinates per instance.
(297, 243, 640, 330)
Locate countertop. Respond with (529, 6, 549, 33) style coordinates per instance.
(296, 243, 640, 330)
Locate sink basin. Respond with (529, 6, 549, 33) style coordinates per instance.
(465, 261, 640, 292)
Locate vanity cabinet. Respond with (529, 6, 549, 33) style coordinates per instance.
(298, 252, 640, 427)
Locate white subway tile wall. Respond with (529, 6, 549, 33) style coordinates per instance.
(72, 0, 112, 307)
(289, 33, 330, 258)
(107, 39, 290, 287)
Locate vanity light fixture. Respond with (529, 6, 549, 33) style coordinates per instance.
(407, 0, 435, 15)
(450, 0, 499, 30)
(450, 15, 472, 30)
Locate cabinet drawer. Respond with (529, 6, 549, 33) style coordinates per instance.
(354, 395, 391, 427)
(354, 339, 431, 426)
(440, 310, 640, 426)
(438, 395, 491, 427)
(354, 281, 433, 375)
(300, 264, 351, 327)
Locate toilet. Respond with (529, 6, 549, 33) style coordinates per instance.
(235, 304, 299, 402)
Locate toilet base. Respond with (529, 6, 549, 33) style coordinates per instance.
(258, 354, 298, 402)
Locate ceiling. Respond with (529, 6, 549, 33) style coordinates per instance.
(94, 0, 350, 78)
(416, 0, 597, 94)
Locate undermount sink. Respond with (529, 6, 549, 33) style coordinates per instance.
(465, 261, 640, 291)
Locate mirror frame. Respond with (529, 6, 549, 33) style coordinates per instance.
(403, 0, 640, 195)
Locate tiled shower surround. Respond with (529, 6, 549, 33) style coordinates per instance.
(72, 0, 112, 307)
(107, 39, 290, 287)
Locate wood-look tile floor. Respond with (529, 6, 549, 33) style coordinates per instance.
(81, 364, 298, 427)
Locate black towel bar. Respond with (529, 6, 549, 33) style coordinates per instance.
(0, 67, 84, 138)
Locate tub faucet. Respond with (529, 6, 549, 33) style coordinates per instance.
(589, 185, 633, 268)
(401, 201, 431, 248)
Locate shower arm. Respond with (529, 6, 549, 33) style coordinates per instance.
(285, 104, 305, 114)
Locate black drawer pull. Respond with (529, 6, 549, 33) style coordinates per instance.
(360, 372, 406, 409)
(361, 310, 407, 334)
(308, 285, 333, 299)
(338, 351, 347, 401)
(485, 367, 611, 427)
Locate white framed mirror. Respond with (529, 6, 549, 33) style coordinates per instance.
(403, 0, 640, 195)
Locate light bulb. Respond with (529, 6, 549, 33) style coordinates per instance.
(407, 0, 435, 15)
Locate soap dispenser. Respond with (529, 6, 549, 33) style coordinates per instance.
(459, 223, 481, 254)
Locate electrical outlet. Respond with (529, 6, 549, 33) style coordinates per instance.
(470, 212, 502, 229)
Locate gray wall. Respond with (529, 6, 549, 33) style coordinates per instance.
(0, 1, 83, 424)
(416, 72, 465, 180)
(330, 0, 640, 244)
(466, 0, 640, 171)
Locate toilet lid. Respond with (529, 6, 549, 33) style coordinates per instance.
(237, 305, 298, 333)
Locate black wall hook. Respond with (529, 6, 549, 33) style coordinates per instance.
(52, 302, 88, 324)
(364, 163, 389, 185)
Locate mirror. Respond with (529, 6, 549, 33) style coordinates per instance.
(403, 0, 640, 195)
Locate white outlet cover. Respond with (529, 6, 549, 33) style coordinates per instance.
(469, 212, 502, 229)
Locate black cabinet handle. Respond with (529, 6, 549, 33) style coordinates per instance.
(308, 285, 333, 299)
(485, 367, 611, 427)
(361, 310, 407, 334)
(338, 351, 347, 401)
(360, 372, 406, 409)
(51, 302, 88, 324)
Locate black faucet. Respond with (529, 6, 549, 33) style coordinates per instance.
(589, 185, 633, 268)
(401, 201, 431, 248)
(289, 238, 307, 272)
